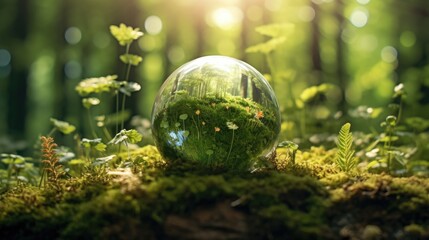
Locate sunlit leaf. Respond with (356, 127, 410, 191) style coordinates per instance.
(50, 118, 76, 134)
(110, 23, 143, 46)
(119, 82, 141, 96)
(81, 138, 106, 152)
(93, 155, 116, 166)
(109, 129, 142, 145)
(75, 75, 119, 96)
(300, 86, 319, 103)
(255, 23, 294, 37)
(120, 54, 142, 66)
(246, 37, 286, 54)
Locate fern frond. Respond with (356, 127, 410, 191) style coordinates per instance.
(335, 123, 357, 172)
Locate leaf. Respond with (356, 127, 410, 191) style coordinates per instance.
(94, 143, 107, 152)
(119, 82, 141, 96)
(50, 118, 76, 134)
(82, 98, 100, 109)
(246, 37, 286, 54)
(120, 54, 143, 66)
(335, 123, 357, 172)
(109, 129, 143, 145)
(183, 130, 190, 137)
(277, 141, 299, 151)
(75, 75, 119, 96)
(110, 23, 144, 46)
(81, 138, 103, 149)
(254, 23, 294, 37)
(179, 114, 188, 120)
(93, 155, 116, 166)
(300, 86, 319, 103)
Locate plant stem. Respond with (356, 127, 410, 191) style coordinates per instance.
(47, 128, 56, 137)
(226, 130, 235, 162)
(116, 93, 119, 133)
(120, 43, 132, 130)
(103, 127, 112, 141)
(87, 109, 98, 138)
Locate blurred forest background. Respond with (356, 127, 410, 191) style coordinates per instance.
(1, 0, 429, 153)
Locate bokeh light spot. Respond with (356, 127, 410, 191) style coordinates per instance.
(65, 27, 82, 45)
(145, 15, 163, 35)
(0, 49, 12, 67)
(168, 46, 186, 64)
(64, 60, 82, 79)
(350, 9, 368, 28)
(400, 31, 416, 47)
(356, 0, 370, 5)
(298, 6, 316, 22)
(211, 7, 243, 30)
(381, 46, 398, 63)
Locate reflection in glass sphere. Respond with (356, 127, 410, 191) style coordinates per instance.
(151, 56, 281, 171)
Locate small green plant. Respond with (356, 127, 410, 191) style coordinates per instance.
(110, 23, 143, 131)
(277, 140, 299, 165)
(335, 123, 357, 172)
(226, 121, 238, 162)
(108, 129, 143, 159)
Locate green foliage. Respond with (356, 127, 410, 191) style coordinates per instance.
(119, 54, 142, 66)
(246, 23, 294, 54)
(81, 138, 107, 152)
(50, 118, 76, 135)
(335, 123, 357, 172)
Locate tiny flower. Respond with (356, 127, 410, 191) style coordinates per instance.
(255, 110, 264, 119)
(202, 121, 206, 126)
(225, 105, 229, 110)
(226, 121, 238, 130)
(110, 23, 144, 46)
(214, 127, 221, 132)
(195, 109, 201, 115)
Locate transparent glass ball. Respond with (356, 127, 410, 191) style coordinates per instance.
(151, 56, 281, 171)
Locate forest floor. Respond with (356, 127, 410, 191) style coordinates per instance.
(1, 145, 429, 240)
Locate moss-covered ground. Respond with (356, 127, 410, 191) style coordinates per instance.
(1, 145, 429, 239)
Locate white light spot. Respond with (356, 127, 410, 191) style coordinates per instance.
(145, 16, 163, 35)
(350, 10, 368, 28)
(211, 7, 243, 30)
(65, 27, 82, 45)
(381, 46, 398, 63)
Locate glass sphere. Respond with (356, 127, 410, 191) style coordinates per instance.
(151, 56, 281, 171)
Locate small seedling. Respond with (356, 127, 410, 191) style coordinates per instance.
(277, 140, 299, 164)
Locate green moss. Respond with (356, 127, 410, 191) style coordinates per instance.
(1, 146, 429, 239)
(152, 95, 280, 171)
